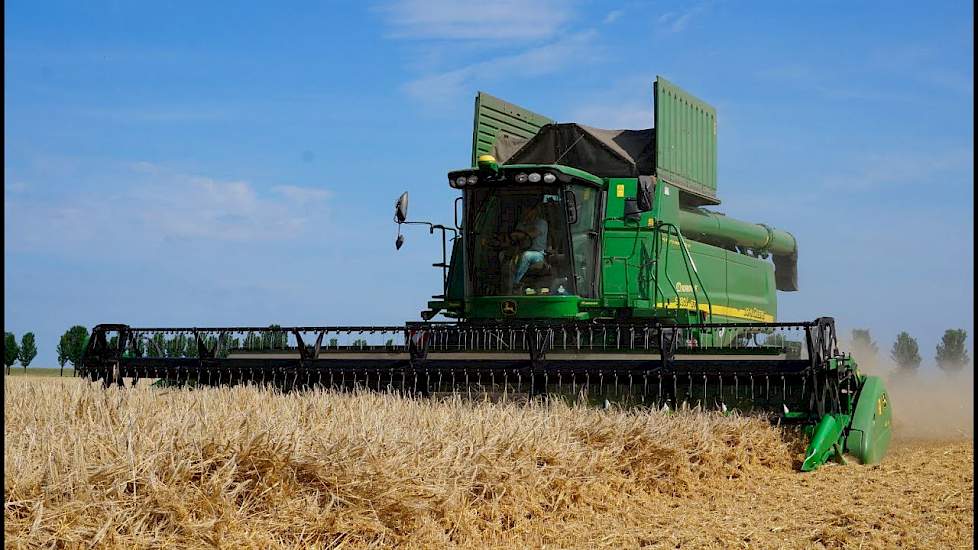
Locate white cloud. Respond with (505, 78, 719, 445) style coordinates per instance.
(820, 149, 974, 191)
(569, 102, 652, 129)
(603, 9, 624, 24)
(656, 2, 709, 33)
(130, 161, 161, 174)
(272, 184, 332, 202)
(4, 165, 334, 252)
(375, 0, 574, 41)
(403, 31, 599, 104)
(754, 64, 916, 102)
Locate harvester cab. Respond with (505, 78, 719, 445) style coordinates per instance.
(81, 76, 892, 472)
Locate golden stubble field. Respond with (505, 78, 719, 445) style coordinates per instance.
(3, 376, 973, 549)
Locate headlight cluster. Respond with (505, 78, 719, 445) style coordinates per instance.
(449, 171, 560, 188)
(449, 174, 479, 189)
(514, 171, 558, 184)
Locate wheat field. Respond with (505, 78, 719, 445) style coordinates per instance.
(3, 377, 973, 549)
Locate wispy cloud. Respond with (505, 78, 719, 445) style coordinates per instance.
(656, 2, 710, 33)
(4, 163, 335, 254)
(569, 102, 652, 129)
(564, 73, 658, 129)
(603, 9, 624, 24)
(272, 184, 332, 202)
(820, 148, 974, 191)
(403, 31, 599, 104)
(375, 0, 574, 41)
(865, 43, 974, 97)
(754, 63, 916, 102)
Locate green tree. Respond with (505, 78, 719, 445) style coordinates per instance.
(936, 329, 969, 373)
(57, 335, 68, 376)
(18, 333, 37, 371)
(4, 332, 19, 375)
(890, 331, 922, 372)
(146, 333, 166, 358)
(132, 336, 146, 358)
(165, 334, 189, 358)
(185, 335, 199, 358)
(851, 329, 879, 364)
(260, 325, 288, 350)
(244, 332, 261, 351)
(219, 336, 240, 358)
(62, 326, 90, 371)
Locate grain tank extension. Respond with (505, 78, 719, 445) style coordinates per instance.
(80, 77, 891, 471)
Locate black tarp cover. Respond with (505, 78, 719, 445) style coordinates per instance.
(492, 123, 655, 178)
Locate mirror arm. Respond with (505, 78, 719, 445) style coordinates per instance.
(398, 221, 457, 294)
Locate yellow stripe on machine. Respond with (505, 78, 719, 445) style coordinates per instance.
(655, 301, 775, 322)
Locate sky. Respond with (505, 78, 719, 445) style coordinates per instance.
(4, 0, 974, 369)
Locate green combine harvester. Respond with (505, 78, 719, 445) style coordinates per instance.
(80, 77, 891, 471)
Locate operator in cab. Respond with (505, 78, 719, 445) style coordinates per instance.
(508, 203, 549, 292)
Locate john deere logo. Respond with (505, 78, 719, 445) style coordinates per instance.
(501, 300, 517, 316)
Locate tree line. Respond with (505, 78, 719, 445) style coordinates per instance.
(4, 325, 295, 375)
(851, 328, 970, 374)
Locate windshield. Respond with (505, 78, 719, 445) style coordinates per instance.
(567, 184, 601, 297)
(464, 184, 600, 298)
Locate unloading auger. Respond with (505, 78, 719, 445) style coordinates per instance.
(79, 77, 892, 471)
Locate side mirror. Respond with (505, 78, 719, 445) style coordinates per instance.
(454, 196, 463, 230)
(395, 234, 405, 250)
(395, 191, 409, 223)
(637, 176, 654, 212)
(564, 190, 578, 224)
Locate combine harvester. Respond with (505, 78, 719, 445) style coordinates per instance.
(80, 77, 891, 471)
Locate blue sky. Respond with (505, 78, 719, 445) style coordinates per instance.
(4, 1, 973, 368)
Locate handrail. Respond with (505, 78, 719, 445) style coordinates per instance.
(655, 223, 713, 324)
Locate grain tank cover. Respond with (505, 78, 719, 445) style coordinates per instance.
(497, 123, 655, 178)
(472, 77, 719, 204)
(654, 76, 718, 204)
(471, 92, 554, 167)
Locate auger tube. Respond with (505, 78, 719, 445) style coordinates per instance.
(677, 208, 797, 256)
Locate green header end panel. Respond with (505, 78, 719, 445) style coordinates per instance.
(472, 91, 553, 166)
(654, 76, 719, 204)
